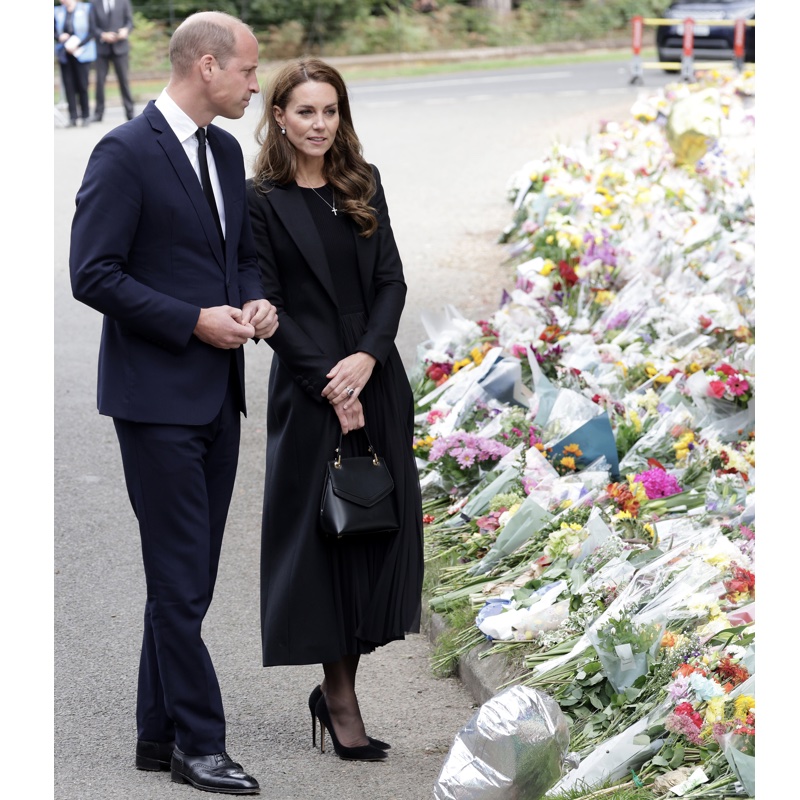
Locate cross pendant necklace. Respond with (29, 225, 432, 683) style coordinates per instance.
(302, 180, 338, 215)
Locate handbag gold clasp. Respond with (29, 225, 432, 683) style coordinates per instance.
(334, 447, 342, 469)
(369, 446, 379, 466)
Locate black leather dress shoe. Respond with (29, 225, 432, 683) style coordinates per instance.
(171, 747, 259, 795)
(136, 739, 175, 771)
(92, 113, 103, 122)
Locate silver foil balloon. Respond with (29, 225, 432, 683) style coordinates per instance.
(433, 685, 577, 800)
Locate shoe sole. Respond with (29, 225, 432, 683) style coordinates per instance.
(135, 755, 171, 771)
(171, 769, 260, 794)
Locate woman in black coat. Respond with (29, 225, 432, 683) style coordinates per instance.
(246, 58, 424, 762)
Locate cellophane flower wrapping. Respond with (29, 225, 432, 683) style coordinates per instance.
(586, 611, 665, 693)
(719, 732, 755, 797)
(433, 685, 576, 800)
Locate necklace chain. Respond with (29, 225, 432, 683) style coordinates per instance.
(303, 182, 338, 216)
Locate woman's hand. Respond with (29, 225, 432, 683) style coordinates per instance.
(322, 352, 377, 409)
(333, 396, 365, 435)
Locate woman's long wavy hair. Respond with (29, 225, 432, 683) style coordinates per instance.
(252, 58, 378, 237)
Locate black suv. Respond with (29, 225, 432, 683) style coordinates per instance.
(656, 0, 756, 65)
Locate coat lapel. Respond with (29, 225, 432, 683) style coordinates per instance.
(267, 184, 339, 306)
(146, 105, 226, 272)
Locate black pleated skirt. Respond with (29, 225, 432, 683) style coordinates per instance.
(259, 311, 423, 665)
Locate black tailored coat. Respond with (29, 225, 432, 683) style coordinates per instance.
(246, 166, 423, 666)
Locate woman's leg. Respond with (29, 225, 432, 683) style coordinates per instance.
(59, 60, 78, 123)
(75, 60, 91, 122)
(320, 655, 368, 748)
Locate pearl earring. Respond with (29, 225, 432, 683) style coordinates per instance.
(280, 127, 286, 135)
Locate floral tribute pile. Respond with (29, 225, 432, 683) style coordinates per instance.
(413, 71, 755, 799)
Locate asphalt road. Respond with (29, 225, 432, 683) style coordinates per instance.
(52, 60, 671, 800)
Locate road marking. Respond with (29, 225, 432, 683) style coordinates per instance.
(351, 71, 572, 94)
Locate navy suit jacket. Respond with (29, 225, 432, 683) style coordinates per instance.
(70, 100, 265, 425)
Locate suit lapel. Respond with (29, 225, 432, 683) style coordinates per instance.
(147, 105, 226, 272)
(267, 184, 339, 306)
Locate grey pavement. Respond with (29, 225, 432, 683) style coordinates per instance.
(53, 54, 661, 800)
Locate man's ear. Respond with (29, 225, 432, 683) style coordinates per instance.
(198, 54, 216, 82)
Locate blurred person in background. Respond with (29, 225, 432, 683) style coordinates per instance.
(91, 0, 136, 121)
(54, 0, 97, 127)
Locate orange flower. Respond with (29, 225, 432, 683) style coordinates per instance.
(563, 443, 583, 457)
(661, 631, 677, 648)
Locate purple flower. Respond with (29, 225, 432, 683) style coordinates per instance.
(668, 675, 690, 701)
(457, 449, 477, 469)
(605, 311, 631, 331)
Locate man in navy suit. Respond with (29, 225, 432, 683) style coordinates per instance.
(90, 0, 135, 121)
(69, 11, 276, 794)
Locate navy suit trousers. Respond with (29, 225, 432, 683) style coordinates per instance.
(113, 359, 241, 754)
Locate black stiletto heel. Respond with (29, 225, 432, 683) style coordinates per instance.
(314, 695, 387, 762)
(308, 685, 391, 750)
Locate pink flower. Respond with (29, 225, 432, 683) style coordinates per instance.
(708, 380, 727, 399)
(716, 363, 737, 377)
(634, 468, 682, 499)
(510, 343, 529, 359)
(726, 376, 750, 396)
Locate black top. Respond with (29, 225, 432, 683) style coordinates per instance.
(298, 184, 364, 313)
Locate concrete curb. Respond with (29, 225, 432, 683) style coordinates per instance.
(424, 609, 525, 708)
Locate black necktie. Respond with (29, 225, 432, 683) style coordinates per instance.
(195, 128, 224, 245)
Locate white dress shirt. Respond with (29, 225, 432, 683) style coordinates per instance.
(154, 89, 226, 236)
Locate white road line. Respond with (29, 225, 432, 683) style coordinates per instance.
(350, 71, 572, 94)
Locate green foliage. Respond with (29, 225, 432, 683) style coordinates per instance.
(128, 12, 171, 73)
(119, 0, 676, 61)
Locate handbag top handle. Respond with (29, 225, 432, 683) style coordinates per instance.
(333, 427, 380, 469)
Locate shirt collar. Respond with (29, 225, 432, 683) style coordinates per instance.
(154, 89, 205, 145)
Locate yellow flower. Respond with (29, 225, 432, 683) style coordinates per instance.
(687, 362, 701, 374)
(645, 363, 658, 378)
(470, 347, 485, 366)
(546, 235, 554, 245)
(595, 290, 614, 305)
(614, 510, 633, 520)
(530, 172, 539, 181)
(705, 696, 726, 725)
(560, 456, 577, 471)
(626, 477, 648, 504)
(643, 523, 655, 539)
(563, 443, 583, 457)
(734, 696, 755, 720)
(540, 259, 555, 276)
(654, 373, 673, 384)
(452, 358, 471, 374)
(630, 410, 642, 432)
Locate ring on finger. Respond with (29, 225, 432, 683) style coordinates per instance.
(346, 387, 355, 398)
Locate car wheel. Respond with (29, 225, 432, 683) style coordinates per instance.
(658, 50, 679, 73)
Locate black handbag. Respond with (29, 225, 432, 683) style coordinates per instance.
(319, 429, 400, 539)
